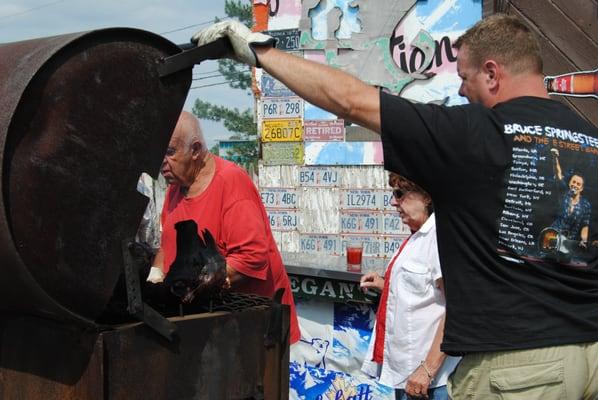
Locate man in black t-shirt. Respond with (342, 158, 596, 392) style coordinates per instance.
(193, 13, 598, 399)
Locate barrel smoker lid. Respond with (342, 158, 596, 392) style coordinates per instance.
(0, 28, 191, 325)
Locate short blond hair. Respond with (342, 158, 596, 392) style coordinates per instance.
(454, 14, 542, 75)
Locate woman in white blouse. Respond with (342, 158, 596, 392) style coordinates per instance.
(361, 173, 460, 400)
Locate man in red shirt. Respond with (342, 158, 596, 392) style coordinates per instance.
(147, 111, 300, 344)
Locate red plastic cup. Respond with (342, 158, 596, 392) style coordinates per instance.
(346, 242, 363, 272)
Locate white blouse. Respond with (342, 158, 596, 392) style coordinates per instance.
(362, 214, 460, 388)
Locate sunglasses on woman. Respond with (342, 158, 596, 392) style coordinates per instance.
(392, 188, 406, 200)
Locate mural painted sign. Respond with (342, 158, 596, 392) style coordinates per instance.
(304, 142, 384, 166)
(290, 300, 394, 400)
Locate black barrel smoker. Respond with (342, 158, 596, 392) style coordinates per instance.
(0, 29, 289, 400)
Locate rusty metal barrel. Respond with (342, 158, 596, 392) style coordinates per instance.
(0, 28, 191, 326)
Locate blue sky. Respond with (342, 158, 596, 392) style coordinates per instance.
(1, 0, 254, 148)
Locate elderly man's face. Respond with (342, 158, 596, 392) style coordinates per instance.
(161, 136, 193, 186)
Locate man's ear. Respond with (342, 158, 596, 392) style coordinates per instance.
(483, 60, 500, 93)
(190, 141, 203, 159)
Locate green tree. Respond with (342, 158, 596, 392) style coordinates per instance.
(192, 0, 257, 171)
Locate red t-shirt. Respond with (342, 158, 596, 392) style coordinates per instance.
(160, 156, 300, 343)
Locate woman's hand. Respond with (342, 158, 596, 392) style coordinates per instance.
(359, 272, 384, 292)
(405, 365, 432, 399)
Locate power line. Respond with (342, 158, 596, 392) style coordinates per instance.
(159, 17, 228, 35)
(0, 0, 67, 20)
(192, 73, 225, 81)
(192, 72, 250, 81)
(193, 69, 220, 76)
(190, 79, 247, 90)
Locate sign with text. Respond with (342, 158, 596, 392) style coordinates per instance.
(262, 142, 304, 165)
(267, 209, 299, 231)
(382, 212, 408, 235)
(340, 212, 381, 234)
(341, 189, 382, 211)
(260, 97, 303, 119)
(289, 275, 376, 303)
(261, 118, 303, 142)
(304, 119, 345, 141)
(264, 28, 300, 51)
(299, 234, 341, 255)
(297, 166, 341, 187)
(381, 235, 410, 258)
(261, 73, 294, 97)
(260, 188, 298, 208)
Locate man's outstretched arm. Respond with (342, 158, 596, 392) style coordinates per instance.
(192, 20, 380, 133)
(255, 46, 381, 133)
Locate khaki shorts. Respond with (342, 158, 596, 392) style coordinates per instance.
(448, 341, 598, 399)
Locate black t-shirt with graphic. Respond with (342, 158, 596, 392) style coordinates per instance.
(380, 92, 598, 354)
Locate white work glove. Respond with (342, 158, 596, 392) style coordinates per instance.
(146, 266, 165, 283)
(191, 20, 275, 67)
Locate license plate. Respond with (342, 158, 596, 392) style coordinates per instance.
(299, 234, 340, 255)
(264, 28, 300, 51)
(298, 166, 340, 187)
(261, 73, 294, 97)
(341, 189, 381, 210)
(261, 118, 303, 142)
(340, 212, 381, 234)
(382, 191, 395, 210)
(260, 97, 303, 119)
(381, 236, 409, 258)
(262, 142, 304, 165)
(382, 212, 408, 235)
(260, 188, 298, 208)
(267, 209, 299, 231)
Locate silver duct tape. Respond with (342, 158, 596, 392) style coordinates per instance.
(280, 231, 300, 253)
(260, 164, 301, 187)
(339, 166, 388, 188)
(281, 165, 299, 187)
(259, 163, 281, 187)
(297, 188, 340, 233)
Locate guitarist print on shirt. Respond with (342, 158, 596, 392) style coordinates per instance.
(497, 123, 598, 267)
